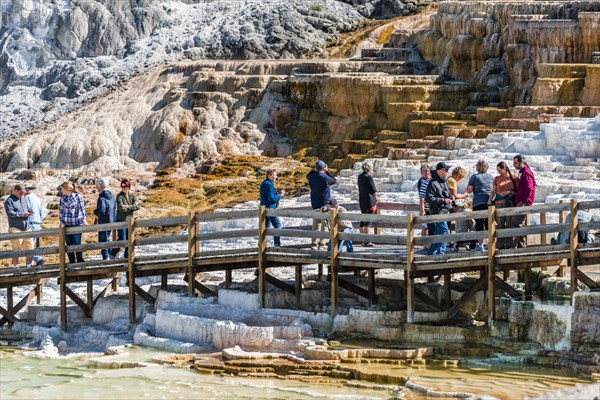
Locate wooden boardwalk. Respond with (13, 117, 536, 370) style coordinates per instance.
(1, 200, 599, 330)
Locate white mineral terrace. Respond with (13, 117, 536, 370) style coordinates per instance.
(2, 116, 600, 371)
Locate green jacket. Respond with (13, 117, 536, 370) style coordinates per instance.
(116, 192, 140, 222)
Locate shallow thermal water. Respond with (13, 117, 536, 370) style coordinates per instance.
(0, 346, 591, 400)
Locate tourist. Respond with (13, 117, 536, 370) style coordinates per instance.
(455, 199, 477, 251)
(464, 160, 493, 251)
(448, 166, 469, 201)
(59, 181, 87, 263)
(259, 168, 285, 247)
(487, 162, 518, 249)
(25, 186, 45, 266)
(325, 198, 354, 253)
(4, 184, 34, 268)
(509, 155, 536, 248)
(93, 177, 117, 260)
(111, 179, 140, 259)
(307, 160, 337, 250)
(417, 164, 432, 249)
(357, 162, 377, 247)
(557, 208, 594, 245)
(425, 162, 454, 255)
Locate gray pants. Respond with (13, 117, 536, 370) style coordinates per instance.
(496, 215, 511, 249)
(312, 217, 330, 248)
(508, 204, 528, 248)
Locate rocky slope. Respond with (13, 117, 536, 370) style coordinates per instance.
(0, 0, 367, 138)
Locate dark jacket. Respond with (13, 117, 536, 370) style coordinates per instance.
(358, 172, 377, 211)
(307, 170, 337, 209)
(425, 170, 452, 215)
(4, 194, 29, 231)
(94, 189, 116, 224)
(259, 179, 282, 209)
(116, 192, 140, 222)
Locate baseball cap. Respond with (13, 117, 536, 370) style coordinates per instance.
(436, 162, 451, 171)
(315, 160, 326, 171)
(327, 198, 338, 206)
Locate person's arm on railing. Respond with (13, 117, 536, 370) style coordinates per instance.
(58, 196, 66, 227)
(487, 181, 497, 205)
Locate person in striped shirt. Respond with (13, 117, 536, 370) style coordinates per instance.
(416, 164, 432, 249)
(59, 181, 87, 263)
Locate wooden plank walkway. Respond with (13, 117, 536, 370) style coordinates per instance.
(0, 201, 599, 330)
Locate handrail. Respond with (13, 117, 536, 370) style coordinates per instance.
(135, 216, 188, 228)
(578, 200, 600, 210)
(415, 210, 488, 224)
(0, 200, 599, 331)
(267, 208, 331, 220)
(495, 202, 571, 217)
(66, 222, 128, 234)
(0, 228, 60, 241)
(197, 209, 257, 222)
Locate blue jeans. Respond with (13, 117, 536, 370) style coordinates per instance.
(266, 216, 282, 246)
(98, 229, 114, 260)
(111, 228, 128, 258)
(65, 232, 84, 263)
(327, 228, 354, 253)
(428, 221, 449, 255)
(29, 222, 43, 263)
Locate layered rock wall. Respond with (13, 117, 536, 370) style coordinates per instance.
(415, 1, 600, 105)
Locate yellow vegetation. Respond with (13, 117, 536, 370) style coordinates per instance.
(377, 25, 395, 46)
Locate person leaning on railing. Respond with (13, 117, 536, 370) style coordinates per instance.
(324, 198, 354, 253)
(358, 162, 377, 247)
(508, 155, 536, 248)
(307, 160, 337, 251)
(425, 162, 454, 256)
(94, 177, 117, 260)
(487, 161, 518, 249)
(259, 168, 285, 247)
(59, 181, 87, 264)
(464, 160, 494, 252)
(111, 179, 140, 259)
(4, 183, 34, 268)
(25, 185, 45, 266)
(417, 164, 433, 249)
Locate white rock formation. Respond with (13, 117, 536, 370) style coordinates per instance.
(0, 0, 364, 137)
(337, 115, 600, 206)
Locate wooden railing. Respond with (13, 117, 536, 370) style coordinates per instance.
(0, 200, 598, 329)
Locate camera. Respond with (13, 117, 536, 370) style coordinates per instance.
(320, 206, 330, 212)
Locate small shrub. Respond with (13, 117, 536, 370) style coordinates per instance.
(310, 5, 322, 12)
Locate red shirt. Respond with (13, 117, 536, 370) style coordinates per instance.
(515, 165, 536, 206)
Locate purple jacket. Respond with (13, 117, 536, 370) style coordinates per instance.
(515, 164, 536, 206)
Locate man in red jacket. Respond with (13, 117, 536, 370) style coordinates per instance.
(509, 154, 536, 248)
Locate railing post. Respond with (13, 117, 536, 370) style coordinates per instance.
(258, 206, 267, 308)
(406, 213, 415, 323)
(487, 205, 496, 326)
(128, 217, 136, 325)
(187, 211, 196, 297)
(558, 200, 568, 277)
(329, 208, 339, 318)
(35, 280, 43, 304)
(6, 287, 13, 327)
(540, 212, 548, 271)
(374, 208, 381, 235)
(59, 225, 67, 332)
(570, 199, 579, 297)
(87, 279, 93, 310)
